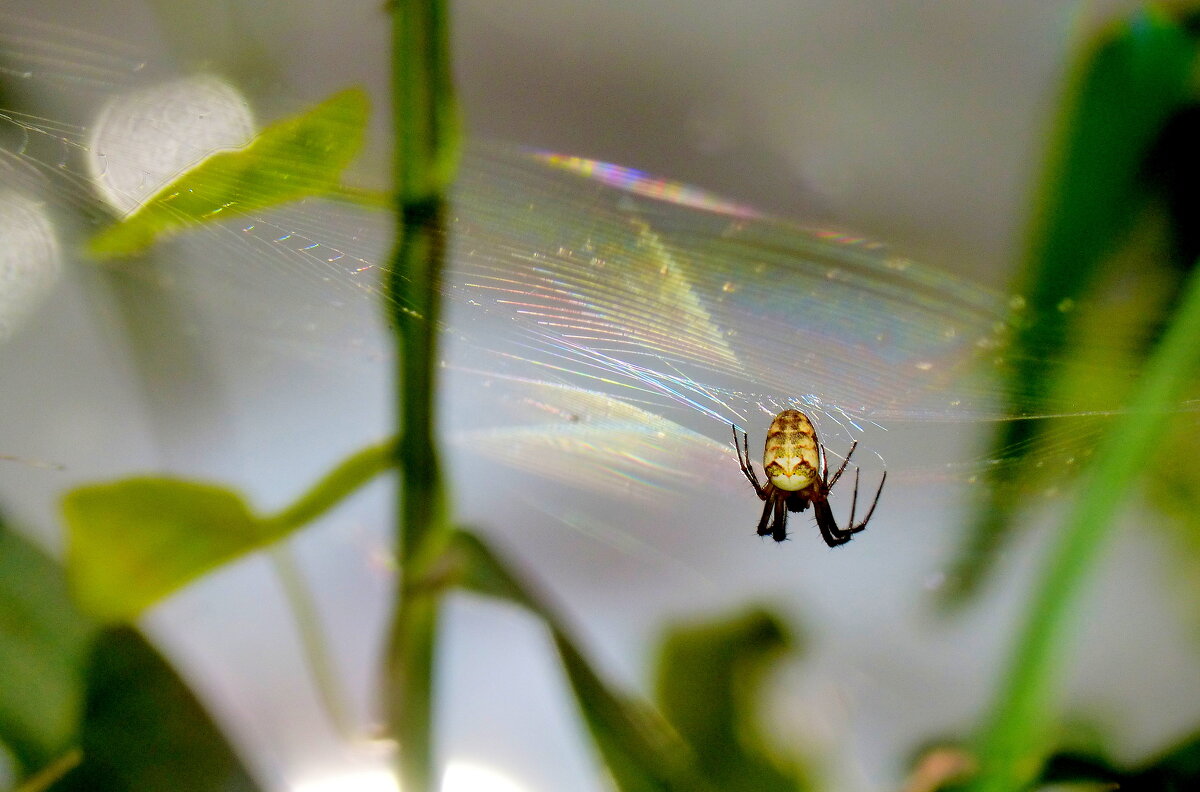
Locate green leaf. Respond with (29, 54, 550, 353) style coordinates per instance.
(969, 254, 1200, 789)
(1145, 411, 1200, 639)
(64, 478, 271, 623)
(56, 626, 262, 792)
(654, 609, 809, 792)
(64, 439, 394, 623)
(1040, 728, 1200, 789)
(1039, 750, 1126, 788)
(946, 8, 1198, 606)
(89, 87, 370, 257)
(1134, 730, 1200, 787)
(0, 518, 95, 776)
(449, 530, 713, 792)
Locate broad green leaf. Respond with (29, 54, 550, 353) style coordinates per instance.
(64, 440, 393, 623)
(654, 609, 809, 792)
(946, 9, 1198, 605)
(56, 626, 261, 792)
(64, 478, 271, 622)
(449, 530, 713, 792)
(0, 518, 95, 777)
(89, 87, 370, 257)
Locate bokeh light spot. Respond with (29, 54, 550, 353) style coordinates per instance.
(86, 75, 255, 215)
(0, 191, 60, 341)
(292, 760, 527, 792)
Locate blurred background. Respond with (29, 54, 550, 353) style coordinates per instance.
(3, 1, 1199, 791)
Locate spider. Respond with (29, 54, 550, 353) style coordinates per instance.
(733, 409, 886, 546)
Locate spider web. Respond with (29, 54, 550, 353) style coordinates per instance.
(0, 9, 1165, 515)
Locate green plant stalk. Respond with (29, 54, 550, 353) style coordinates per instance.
(385, 3, 459, 792)
(268, 545, 353, 741)
(970, 256, 1200, 792)
(386, 200, 451, 792)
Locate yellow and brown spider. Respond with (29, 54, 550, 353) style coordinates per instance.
(733, 409, 886, 546)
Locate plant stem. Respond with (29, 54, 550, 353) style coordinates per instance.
(269, 544, 354, 741)
(970, 257, 1200, 791)
(385, 3, 459, 791)
(387, 199, 451, 792)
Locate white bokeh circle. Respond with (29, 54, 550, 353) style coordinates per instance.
(0, 191, 60, 341)
(87, 75, 255, 216)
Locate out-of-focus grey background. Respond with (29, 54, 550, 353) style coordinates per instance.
(3, 2, 1198, 792)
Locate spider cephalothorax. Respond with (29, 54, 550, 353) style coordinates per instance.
(734, 409, 886, 546)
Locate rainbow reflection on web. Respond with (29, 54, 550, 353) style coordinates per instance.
(531, 151, 763, 219)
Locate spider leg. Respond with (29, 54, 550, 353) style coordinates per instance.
(733, 424, 766, 499)
(756, 495, 775, 537)
(832, 470, 868, 539)
(816, 468, 888, 546)
(813, 498, 853, 547)
(846, 468, 859, 530)
(848, 469, 887, 532)
(826, 440, 858, 490)
(770, 495, 788, 542)
(741, 428, 764, 495)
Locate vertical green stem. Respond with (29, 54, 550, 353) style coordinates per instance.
(387, 199, 451, 792)
(970, 257, 1200, 792)
(385, 3, 459, 792)
(392, 0, 460, 205)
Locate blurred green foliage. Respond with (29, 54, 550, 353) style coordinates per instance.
(55, 628, 261, 792)
(1039, 728, 1200, 790)
(654, 609, 810, 792)
(63, 440, 393, 624)
(946, 7, 1200, 606)
(957, 7, 1200, 791)
(0, 519, 260, 791)
(454, 530, 812, 792)
(0, 521, 94, 777)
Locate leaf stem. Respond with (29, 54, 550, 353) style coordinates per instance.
(14, 748, 82, 792)
(266, 439, 399, 740)
(268, 544, 354, 741)
(970, 256, 1200, 791)
(264, 439, 396, 532)
(448, 530, 712, 792)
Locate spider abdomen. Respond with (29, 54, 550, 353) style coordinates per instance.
(763, 409, 819, 492)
